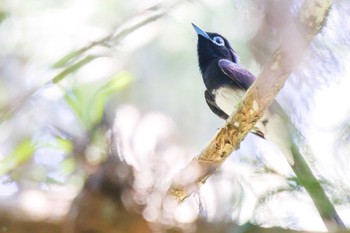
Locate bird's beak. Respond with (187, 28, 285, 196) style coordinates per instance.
(192, 23, 211, 40)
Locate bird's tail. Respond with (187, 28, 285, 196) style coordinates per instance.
(265, 101, 346, 231)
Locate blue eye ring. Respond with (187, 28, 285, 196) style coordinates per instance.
(212, 36, 225, 46)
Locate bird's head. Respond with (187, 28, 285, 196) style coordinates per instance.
(192, 23, 239, 74)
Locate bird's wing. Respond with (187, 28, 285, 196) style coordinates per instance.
(218, 59, 256, 90)
(218, 59, 265, 138)
(205, 90, 229, 120)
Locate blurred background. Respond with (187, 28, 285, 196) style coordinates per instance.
(0, 0, 349, 232)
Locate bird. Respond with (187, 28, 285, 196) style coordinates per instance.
(192, 23, 295, 165)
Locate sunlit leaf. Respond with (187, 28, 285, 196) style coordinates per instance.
(52, 55, 97, 84)
(0, 139, 35, 175)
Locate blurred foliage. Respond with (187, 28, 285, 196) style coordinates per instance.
(0, 0, 349, 232)
(65, 71, 132, 129)
(0, 11, 6, 25)
(53, 56, 98, 84)
(0, 139, 35, 176)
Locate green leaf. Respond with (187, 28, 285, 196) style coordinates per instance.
(98, 71, 132, 96)
(85, 71, 132, 127)
(59, 157, 76, 175)
(52, 55, 97, 84)
(65, 71, 132, 129)
(65, 88, 84, 123)
(0, 139, 35, 175)
(39, 137, 73, 153)
(0, 11, 7, 25)
(55, 138, 73, 153)
(51, 48, 88, 69)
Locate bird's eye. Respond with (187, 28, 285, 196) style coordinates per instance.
(212, 36, 225, 46)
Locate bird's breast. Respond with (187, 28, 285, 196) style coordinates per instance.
(213, 87, 245, 116)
